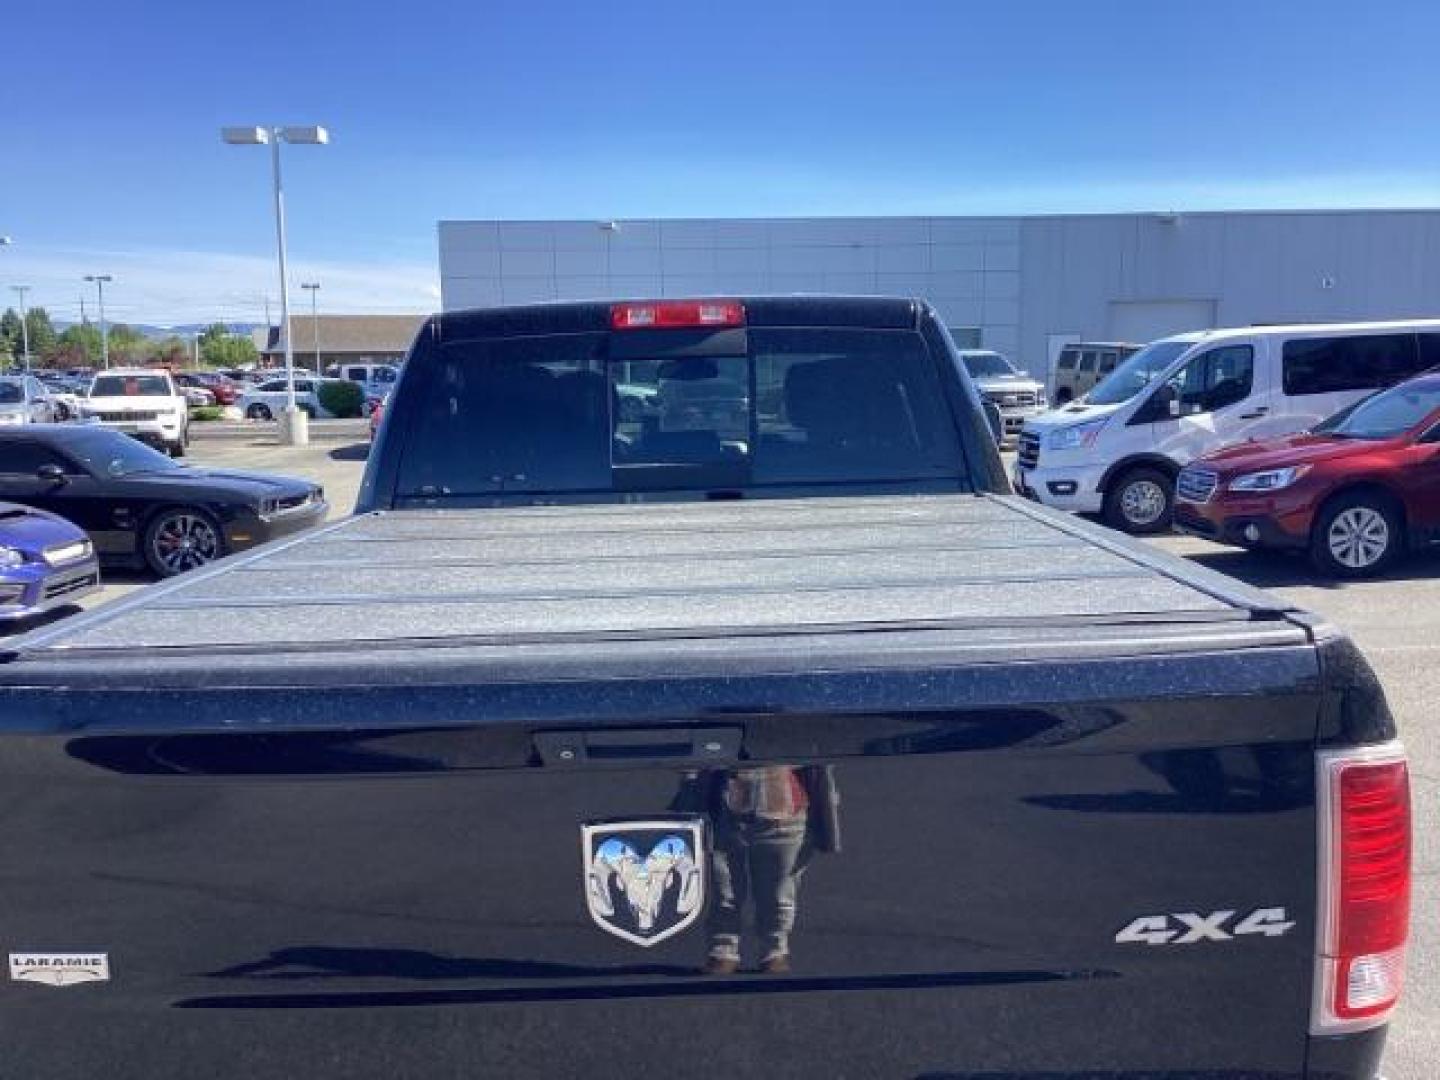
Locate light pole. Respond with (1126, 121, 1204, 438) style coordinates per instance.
(300, 282, 321, 373)
(221, 124, 329, 445)
(9, 286, 30, 372)
(1, 239, 11, 370)
(84, 275, 113, 369)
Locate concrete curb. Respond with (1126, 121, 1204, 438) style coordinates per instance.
(192, 420, 368, 443)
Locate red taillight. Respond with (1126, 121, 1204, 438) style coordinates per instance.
(1313, 743, 1411, 1033)
(610, 300, 744, 330)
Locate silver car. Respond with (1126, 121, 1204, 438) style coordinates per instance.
(0, 375, 58, 426)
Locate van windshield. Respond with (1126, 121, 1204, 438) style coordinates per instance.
(1085, 341, 1192, 406)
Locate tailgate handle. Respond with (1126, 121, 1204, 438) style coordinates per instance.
(534, 727, 742, 768)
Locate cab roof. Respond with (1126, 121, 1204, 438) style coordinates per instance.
(435, 296, 925, 342)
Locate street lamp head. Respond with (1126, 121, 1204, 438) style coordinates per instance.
(222, 126, 271, 145)
(84, 274, 113, 284)
(300, 282, 320, 290)
(279, 126, 329, 145)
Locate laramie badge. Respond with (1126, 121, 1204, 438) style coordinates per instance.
(9, 953, 111, 988)
(582, 819, 705, 947)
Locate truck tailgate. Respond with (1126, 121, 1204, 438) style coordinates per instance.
(0, 494, 1326, 1078)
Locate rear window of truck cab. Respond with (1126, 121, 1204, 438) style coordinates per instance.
(394, 325, 968, 499)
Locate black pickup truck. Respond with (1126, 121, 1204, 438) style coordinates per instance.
(0, 298, 1410, 1079)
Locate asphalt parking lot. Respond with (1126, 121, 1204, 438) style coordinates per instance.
(65, 435, 1440, 1076)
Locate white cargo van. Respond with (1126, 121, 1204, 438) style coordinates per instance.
(1016, 319, 1440, 533)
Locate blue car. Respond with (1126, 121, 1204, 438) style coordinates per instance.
(0, 501, 101, 624)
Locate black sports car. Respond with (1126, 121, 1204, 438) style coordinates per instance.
(0, 425, 327, 576)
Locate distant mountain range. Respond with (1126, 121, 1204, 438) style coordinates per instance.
(53, 321, 267, 339)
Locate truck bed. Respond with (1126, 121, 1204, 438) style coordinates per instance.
(1, 493, 1309, 684)
(0, 492, 1357, 1079)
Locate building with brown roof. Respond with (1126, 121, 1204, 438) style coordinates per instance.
(260, 314, 425, 371)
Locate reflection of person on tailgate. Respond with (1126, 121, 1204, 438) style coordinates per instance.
(673, 766, 840, 975)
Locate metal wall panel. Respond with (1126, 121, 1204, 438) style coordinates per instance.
(440, 211, 1440, 380)
(442, 216, 1025, 346)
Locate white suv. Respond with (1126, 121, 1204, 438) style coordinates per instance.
(83, 368, 190, 456)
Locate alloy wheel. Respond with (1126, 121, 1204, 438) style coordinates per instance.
(1121, 479, 1167, 527)
(150, 512, 221, 575)
(1327, 507, 1390, 570)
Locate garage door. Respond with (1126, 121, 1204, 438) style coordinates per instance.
(1108, 299, 1217, 343)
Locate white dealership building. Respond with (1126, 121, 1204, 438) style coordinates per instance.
(438, 210, 1440, 382)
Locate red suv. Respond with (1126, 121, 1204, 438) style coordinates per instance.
(1174, 372, 1440, 576)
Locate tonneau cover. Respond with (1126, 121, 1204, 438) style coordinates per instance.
(0, 494, 1308, 680)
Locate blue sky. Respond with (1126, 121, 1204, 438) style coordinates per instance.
(3, 0, 1438, 323)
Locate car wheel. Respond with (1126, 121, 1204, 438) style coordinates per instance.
(1104, 467, 1174, 535)
(246, 403, 273, 421)
(1310, 492, 1402, 578)
(143, 507, 224, 577)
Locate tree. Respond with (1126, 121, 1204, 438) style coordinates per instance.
(1, 308, 60, 368)
(199, 322, 259, 368)
(104, 324, 148, 366)
(23, 307, 57, 361)
(149, 336, 192, 368)
(53, 323, 102, 367)
(0, 308, 20, 365)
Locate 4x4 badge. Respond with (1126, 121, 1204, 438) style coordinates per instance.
(582, 819, 705, 947)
